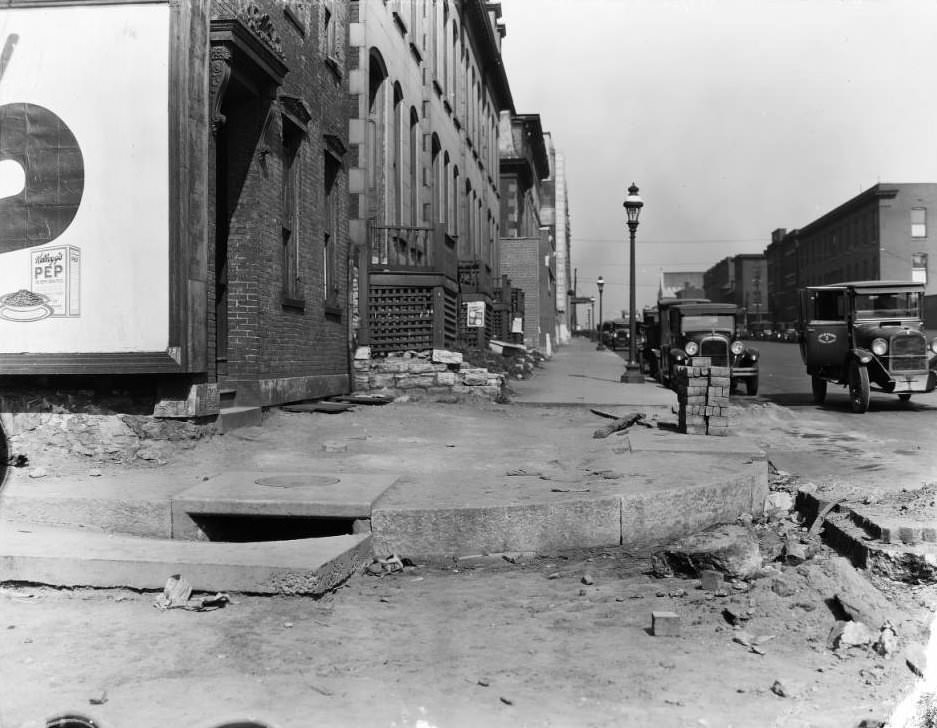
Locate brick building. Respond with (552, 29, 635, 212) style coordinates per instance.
(498, 112, 552, 349)
(702, 254, 768, 331)
(766, 183, 937, 329)
(208, 0, 352, 409)
(346, 0, 513, 354)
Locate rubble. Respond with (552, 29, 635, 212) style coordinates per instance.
(651, 524, 763, 579)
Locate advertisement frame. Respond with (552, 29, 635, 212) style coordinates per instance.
(0, 0, 208, 375)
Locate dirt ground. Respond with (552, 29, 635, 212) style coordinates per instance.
(1, 400, 936, 727)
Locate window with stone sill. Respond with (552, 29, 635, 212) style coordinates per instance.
(323, 150, 342, 312)
(281, 118, 304, 307)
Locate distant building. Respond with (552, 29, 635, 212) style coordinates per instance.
(498, 112, 552, 349)
(766, 183, 937, 328)
(703, 255, 769, 330)
(659, 271, 705, 300)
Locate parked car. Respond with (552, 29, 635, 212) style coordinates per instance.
(798, 280, 937, 412)
(782, 328, 799, 343)
(600, 319, 630, 350)
(656, 301, 760, 395)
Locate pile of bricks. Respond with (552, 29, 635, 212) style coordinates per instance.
(673, 356, 731, 436)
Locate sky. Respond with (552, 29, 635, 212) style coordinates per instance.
(499, 0, 937, 318)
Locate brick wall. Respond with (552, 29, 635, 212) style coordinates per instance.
(500, 237, 542, 347)
(210, 0, 351, 406)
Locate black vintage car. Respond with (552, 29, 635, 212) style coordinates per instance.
(799, 280, 937, 413)
(656, 301, 760, 394)
(600, 319, 630, 350)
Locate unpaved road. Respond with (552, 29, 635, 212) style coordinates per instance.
(2, 397, 936, 727)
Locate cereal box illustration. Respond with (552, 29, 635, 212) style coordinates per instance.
(31, 245, 81, 317)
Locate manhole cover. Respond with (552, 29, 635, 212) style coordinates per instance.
(254, 475, 341, 488)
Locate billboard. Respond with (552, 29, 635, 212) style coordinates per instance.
(0, 2, 171, 354)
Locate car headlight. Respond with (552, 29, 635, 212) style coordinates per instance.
(871, 338, 888, 356)
(730, 341, 744, 355)
(931, 339, 937, 355)
(685, 341, 699, 356)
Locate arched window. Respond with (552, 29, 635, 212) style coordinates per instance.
(392, 83, 403, 223)
(451, 165, 459, 237)
(367, 50, 388, 222)
(409, 107, 419, 225)
(442, 151, 450, 230)
(431, 135, 442, 225)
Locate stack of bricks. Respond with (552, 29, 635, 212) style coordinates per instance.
(674, 356, 731, 436)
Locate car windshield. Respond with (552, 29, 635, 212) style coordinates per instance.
(681, 314, 735, 332)
(854, 291, 921, 319)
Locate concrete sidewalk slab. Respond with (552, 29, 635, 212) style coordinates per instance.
(511, 338, 676, 408)
(171, 471, 399, 538)
(0, 470, 200, 538)
(371, 451, 767, 559)
(0, 521, 371, 595)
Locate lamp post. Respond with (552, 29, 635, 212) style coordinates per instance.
(621, 182, 644, 383)
(596, 276, 605, 349)
(589, 297, 596, 340)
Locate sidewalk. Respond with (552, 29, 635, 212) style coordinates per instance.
(510, 336, 675, 408)
(0, 339, 766, 592)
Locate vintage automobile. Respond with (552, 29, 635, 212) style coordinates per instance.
(799, 280, 937, 413)
(600, 319, 630, 350)
(656, 301, 760, 394)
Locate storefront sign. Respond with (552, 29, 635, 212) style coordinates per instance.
(466, 301, 485, 328)
(0, 2, 170, 353)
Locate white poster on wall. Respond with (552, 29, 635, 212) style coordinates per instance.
(0, 2, 170, 353)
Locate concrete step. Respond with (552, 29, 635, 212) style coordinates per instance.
(0, 521, 372, 595)
(217, 406, 263, 432)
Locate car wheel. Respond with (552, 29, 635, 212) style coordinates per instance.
(848, 361, 870, 413)
(729, 379, 738, 394)
(898, 393, 912, 403)
(811, 377, 827, 404)
(745, 375, 759, 396)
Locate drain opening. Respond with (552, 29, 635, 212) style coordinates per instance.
(190, 514, 361, 542)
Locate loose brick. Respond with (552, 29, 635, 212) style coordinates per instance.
(652, 611, 681, 636)
(700, 570, 723, 591)
(690, 357, 711, 367)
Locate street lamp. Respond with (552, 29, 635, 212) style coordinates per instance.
(596, 276, 606, 349)
(589, 297, 596, 340)
(621, 182, 644, 383)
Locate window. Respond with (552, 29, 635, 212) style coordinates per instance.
(409, 107, 419, 225)
(281, 119, 304, 303)
(913, 252, 928, 284)
(323, 151, 341, 305)
(392, 84, 404, 223)
(911, 207, 927, 238)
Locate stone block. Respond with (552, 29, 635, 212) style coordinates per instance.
(369, 373, 397, 388)
(154, 382, 220, 418)
(690, 357, 712, 367)
(652, 524, 763, 579)
(710, 376, 730, 387)
(436, 371, 458, 386)
(710, 366, 731, 377)
(404, 360, 437, 374)
(899, 526, 922, 545)
(461, 368, 489, 386)
(708, 416, 729, 429)
(922, 527, 937, 543)
(353, 346, 372, 360)
(432, 349, 463, 365)
(652, 611, 681, 636)
(700, 569, 723, 591)
(396, 373, 437, 389)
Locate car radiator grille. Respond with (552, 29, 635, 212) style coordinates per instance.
(700, 338, 729, 367)
(889, 333, 927, 371)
